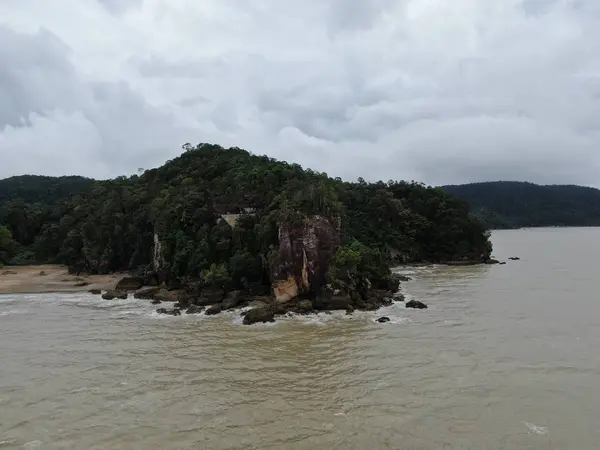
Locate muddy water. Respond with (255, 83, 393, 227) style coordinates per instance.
(1, 228, 600, 449)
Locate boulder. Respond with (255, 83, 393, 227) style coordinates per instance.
(102, 290, 128, 300)
(115, 276, 144, 291)
(39, 271, 47, 276)
(346, 305, 354, 315)
(354, 297, 367, 309)
(396, 275, 412, 282)
(142, 272, 160, 286)
(174, 296, 191, 309)
(196, 287, 225, 306)
(297, 299, 314, 313)
(394, 293, 406, 302)
(272, 304, 288, 315)
(74, 281, 90, 287)
(185, 305, 204, 314)
(247, 282, 270, 296)
(156, 308, 181, 316)
(405, 300, 428, 309)
(151, 299, 161, 305)
(89, 289, 102, 295)
(166, 278, 185, 291)
(222, 290, 249, 310)
(134, 287, 161, 300)
(314, 289, 351, 310)
(377, 317, 391, 323)
(249, 298, 270, 308)
(373, 275, 401, 293)
(509, 257, 520, 261)
(205, 304, 222, 316)
(485, 259, 500, 265)
(243, 306, 275, 325)
(153, 289, 184, 302)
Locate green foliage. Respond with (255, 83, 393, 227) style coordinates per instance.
(0, 225, 17, 265)
(8, 250, 37, 266)
(0, 143, 492, 282)
(204, 262, 230, 289)
(443, 181, 600, 229)
(327, 240, 395, 289)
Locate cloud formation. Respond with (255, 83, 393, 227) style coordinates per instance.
(1, 0, 600, 185)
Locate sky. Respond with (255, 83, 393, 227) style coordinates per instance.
(1, 0, 600, 186)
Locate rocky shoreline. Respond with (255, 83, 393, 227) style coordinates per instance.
(92, 273, 416, 325)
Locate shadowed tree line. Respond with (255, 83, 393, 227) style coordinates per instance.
(443, 181, 600, 229)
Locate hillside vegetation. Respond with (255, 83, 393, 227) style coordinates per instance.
(443, 181, 600, 229)
(1, 144, 491, 289)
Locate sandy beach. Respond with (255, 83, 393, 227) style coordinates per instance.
(0, 265, 121, 295)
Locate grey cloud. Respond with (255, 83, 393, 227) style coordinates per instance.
(0, 26, 191, 178)
(2, 0, 600, 187)
(97, 0, 142, 14)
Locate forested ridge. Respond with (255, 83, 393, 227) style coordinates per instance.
(0, 144, 491, 291)
(442, 181, 600, 229)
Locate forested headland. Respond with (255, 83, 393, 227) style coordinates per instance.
(0, 143, 492, 320)
(442, 181, 600, 229)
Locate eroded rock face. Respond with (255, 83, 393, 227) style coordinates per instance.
(270, 214, 341, 303)
(272, 277, 299, 303)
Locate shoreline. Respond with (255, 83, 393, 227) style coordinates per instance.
(0, 265, 121, 295)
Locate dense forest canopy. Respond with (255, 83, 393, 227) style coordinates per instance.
(0, 144, 491, 289)
(443, 181, 600, 229)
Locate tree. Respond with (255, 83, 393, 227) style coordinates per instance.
(0, 225, 16, 266)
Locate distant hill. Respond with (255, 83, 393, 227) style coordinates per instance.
(442, 181, 600, 229)
(0, 175, 94, 205)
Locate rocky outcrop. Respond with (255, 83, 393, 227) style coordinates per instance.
(270, 214, 341, 303)
(115, 276, 144, 291)
(222, 290, 249, 310)
(297, 299, 314, 313)
(406, 300, 428, 309)
(243, 305, 275, 325)
(205, 304, 222, 315)
(156, 308, 181, 316)
(134, 287, 162, 300)
(102, 290, 128, 300)
(185, 305, 204, 314)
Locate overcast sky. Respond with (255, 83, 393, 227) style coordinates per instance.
(1, 0, 600, 186)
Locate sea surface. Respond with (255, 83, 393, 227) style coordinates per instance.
(1, 228, 600, 449)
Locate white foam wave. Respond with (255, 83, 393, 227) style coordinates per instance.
(524, 422, 549, 435)
(0, 308, 28, 317)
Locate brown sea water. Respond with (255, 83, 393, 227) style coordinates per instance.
(1, 228, 599, 449)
